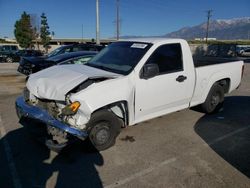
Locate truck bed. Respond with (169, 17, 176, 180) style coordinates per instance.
(193, 56, 243, 67)
(190, 59, 243, 108)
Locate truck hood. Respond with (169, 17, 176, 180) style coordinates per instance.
(27, 64, 121, 100)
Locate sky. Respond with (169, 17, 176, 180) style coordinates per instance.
(0, 0, 249, 39)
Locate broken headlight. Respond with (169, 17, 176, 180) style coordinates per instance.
(61, 101, 81, 115)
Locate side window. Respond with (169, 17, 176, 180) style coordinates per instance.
(146, 43, 183, 74)
(64, 48, 71, 53)
(72, 47, 81, 52)
(80, 46, 88, 51)
(59, 56, 93, 65)
(78, 46, 97, 51)
(88, 47, 97, 51)
(72, 56, 93, 64)
(11, 46, 18, 51)
(2, 46, 9, 51)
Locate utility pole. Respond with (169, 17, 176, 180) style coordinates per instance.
(205, 10, 213, 43)
(116, 0, 120, 40)
(81, 24, 83, 43)
(96, 0, 100, 45)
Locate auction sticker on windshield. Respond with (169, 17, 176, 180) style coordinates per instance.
(131, 43, 148, 49)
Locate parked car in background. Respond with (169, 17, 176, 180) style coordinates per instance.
(239, 48, 250, 57)
(47, 43, 105, 58)
(15, 43, 105, 65)
(0, 45, 44, 63)
(18, 51, 97, 75)
(0, 44, 19, 63)
(16, 49, 43, 57)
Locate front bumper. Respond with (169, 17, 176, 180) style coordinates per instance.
(15, 96, 88, 140)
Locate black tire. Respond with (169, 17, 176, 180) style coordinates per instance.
(6, 57, 13, 63)
(201, 83, 224, 114)
(86, 110, 122, 151)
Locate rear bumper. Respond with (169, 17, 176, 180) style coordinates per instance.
(15, 96, 88, 140)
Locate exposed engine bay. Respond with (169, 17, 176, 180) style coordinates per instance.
(23, 77, 113, 147)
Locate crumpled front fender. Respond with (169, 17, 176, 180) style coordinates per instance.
(15, 96, 88, 139)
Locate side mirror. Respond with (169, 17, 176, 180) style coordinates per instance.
(141, 64, 159, 79)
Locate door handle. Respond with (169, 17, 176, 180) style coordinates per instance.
(176, 75, 187, 82)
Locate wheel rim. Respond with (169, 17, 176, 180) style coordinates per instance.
(95, 125, 111, 145)
(210, 92, 220, 108)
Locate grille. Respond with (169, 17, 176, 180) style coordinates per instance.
(36, 99, 60, 119)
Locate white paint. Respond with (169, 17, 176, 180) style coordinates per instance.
(190, 60, 243, 107)
(0, 116, 22, 188)
(104, 157, 176, 188)
(134, 40, 195, 123)
(27, 64, 121, 100)
(206, 125, 250, 146)
(70, 75, 135, 125)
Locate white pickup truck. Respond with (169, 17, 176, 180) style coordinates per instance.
(15, 38, 244, 151)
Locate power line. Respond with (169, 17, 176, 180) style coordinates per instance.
(205, 10, 213, 43)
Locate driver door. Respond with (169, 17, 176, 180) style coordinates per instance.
(134, 43, 193, 123)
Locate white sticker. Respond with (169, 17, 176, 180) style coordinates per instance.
(131, 43, 148, 49)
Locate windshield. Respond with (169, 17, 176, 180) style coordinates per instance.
(47, 46, 65, 57)
(86, 41, 152, 75)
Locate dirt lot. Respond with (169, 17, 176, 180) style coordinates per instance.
(0, 63, 249, 188)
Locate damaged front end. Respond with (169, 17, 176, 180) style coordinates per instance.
(15, 88, 88, 151)
(16, 63, 122, 151)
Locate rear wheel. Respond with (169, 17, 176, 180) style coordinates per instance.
(86, 110, 122, 151)
(201, 83, 224, 114)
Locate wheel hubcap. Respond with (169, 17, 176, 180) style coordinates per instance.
(95, 127, 110, 145)
(211, 94, 220, 107)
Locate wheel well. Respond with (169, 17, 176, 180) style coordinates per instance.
(216, 78, 230, 94)
(92, 101, 129, 127)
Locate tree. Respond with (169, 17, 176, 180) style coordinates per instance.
(14, 11, 34, 48)
(40, 13, 51, 52)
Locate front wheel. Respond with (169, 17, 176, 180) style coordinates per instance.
(201, 83, 224, 114)
(86, 110, 122, 151)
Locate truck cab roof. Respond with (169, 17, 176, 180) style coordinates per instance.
(120, 38, 186, 45)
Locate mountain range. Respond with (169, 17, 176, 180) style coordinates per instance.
(121, 17, 250, 40)
(164, 17, 250, 40)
